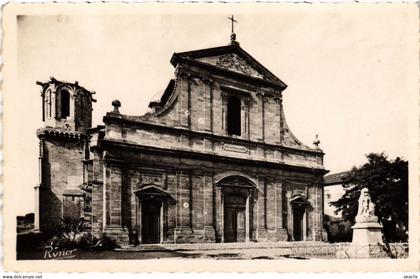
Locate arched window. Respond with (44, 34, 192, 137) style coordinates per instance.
(227, 95, 241, 136)
(60, 89, 70, 119)
(80, 94, 84, 121)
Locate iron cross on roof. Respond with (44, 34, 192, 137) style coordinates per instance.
(228, 15, 237, 34)
(228, 15, 238, 43)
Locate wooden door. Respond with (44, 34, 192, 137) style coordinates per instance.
(224, 194, 246, 243)
(141, 200, 161, 244)
(293, 207, 304, 241)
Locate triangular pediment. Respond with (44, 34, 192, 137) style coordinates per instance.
(196, 53, 265, 79)
(135, 185, 176, 201)
(170, 44, 287, 88)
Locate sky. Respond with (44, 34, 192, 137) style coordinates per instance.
(13, 5, 417, 215)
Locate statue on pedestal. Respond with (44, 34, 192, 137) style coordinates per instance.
(350, 187, 384, 258)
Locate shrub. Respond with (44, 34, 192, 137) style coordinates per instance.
(92, 234, 119, 251)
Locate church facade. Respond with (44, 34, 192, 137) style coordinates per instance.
(35, 37, 328, 244)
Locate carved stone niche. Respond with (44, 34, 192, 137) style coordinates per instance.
(290, 185, 307, 198)
(139, 171, 165, 189)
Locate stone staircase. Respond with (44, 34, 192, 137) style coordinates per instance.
(117, 241, 327, 252)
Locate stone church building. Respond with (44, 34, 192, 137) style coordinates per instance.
(34, 36, 328, 244)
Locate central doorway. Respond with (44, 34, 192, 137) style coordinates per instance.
(224, 194, 246, 242)
(141, 199, 161, 244)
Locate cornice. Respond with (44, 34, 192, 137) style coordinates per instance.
(37, 127, 87, 142)
(99, 139, 329, 176)
(103, 114, 324, 156)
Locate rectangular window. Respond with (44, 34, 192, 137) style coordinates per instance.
(227, 95, 241, 136)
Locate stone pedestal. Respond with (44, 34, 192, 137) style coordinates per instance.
(349, 222, 383, 258)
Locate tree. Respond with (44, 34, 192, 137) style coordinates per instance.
(330, 153, 408, 242)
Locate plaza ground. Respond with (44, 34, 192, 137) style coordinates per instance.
(17, 242, 340, 260)
(17, 248, 316, 260)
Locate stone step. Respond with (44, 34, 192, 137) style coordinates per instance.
(117, 241, 328, 252)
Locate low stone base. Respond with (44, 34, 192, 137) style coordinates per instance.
(204, 226, 216, 242)
(103, 227, 130, 244)
(252, 228, 289, 242)
(174, 226, 202, 243)
(276, 228, 289, 242)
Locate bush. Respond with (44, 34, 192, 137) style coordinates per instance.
(92, 234, 119, 251)
(40, 217, 98, 250)
(76, 232, 98, 250)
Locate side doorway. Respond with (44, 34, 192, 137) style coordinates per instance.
(293, 206, 305, 241)
(141, 199, 161, 244)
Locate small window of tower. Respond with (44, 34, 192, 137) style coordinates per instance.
(61, 89, 70, 119)
(227, 95, 241, 136)
(80, 95, 84, 121)
(48, 90, 52, 117)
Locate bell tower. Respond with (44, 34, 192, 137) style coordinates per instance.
(37, 77, 95, 131)
(34, 77, 96, 232)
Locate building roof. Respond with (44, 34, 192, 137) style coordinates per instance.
(170, 43, 287, 90)
(36, 77, 97, 101)
(323, 171, 351, 186)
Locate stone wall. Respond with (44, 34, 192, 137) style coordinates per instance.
(335, 242, 409, 259)
(104, 119, 322, 170)
(95, 144, 325, 244)
(39, 137, 86, 231)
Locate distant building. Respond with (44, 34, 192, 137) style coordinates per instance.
(17, 213, 35, 233)
(323, 171, 352, 242)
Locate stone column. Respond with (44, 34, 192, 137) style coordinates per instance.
(266, 178, 275, 231)
(33, 185, 40, 232)
(109, 166, 122, 227)
(252, 188, 259, 241)
(241, 97, 250, 139)
(245, 196, 250, 242)
(177, 71, 190, 128)
(256, 176, 267, 240)
(221, 91, 228, 134)
(209, 80, 214, 132)
(174, 170, 193, 242)
(34, 139, 44, 232)
(256, 92, 265, 141)
(214, 186, 224, 243)
(275, 180, 282, 229)
(274, 180, 288, 241)
(310, 180, 325, 241)
(191, 170, 204, 231)
(137, 198, 142, 243)
(160, 204, 165, 243)
(130, 172, 137, 232)
(103, 162, 127, 243)
(203, 172, 216, 242)
(69, 93, 75, 122)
